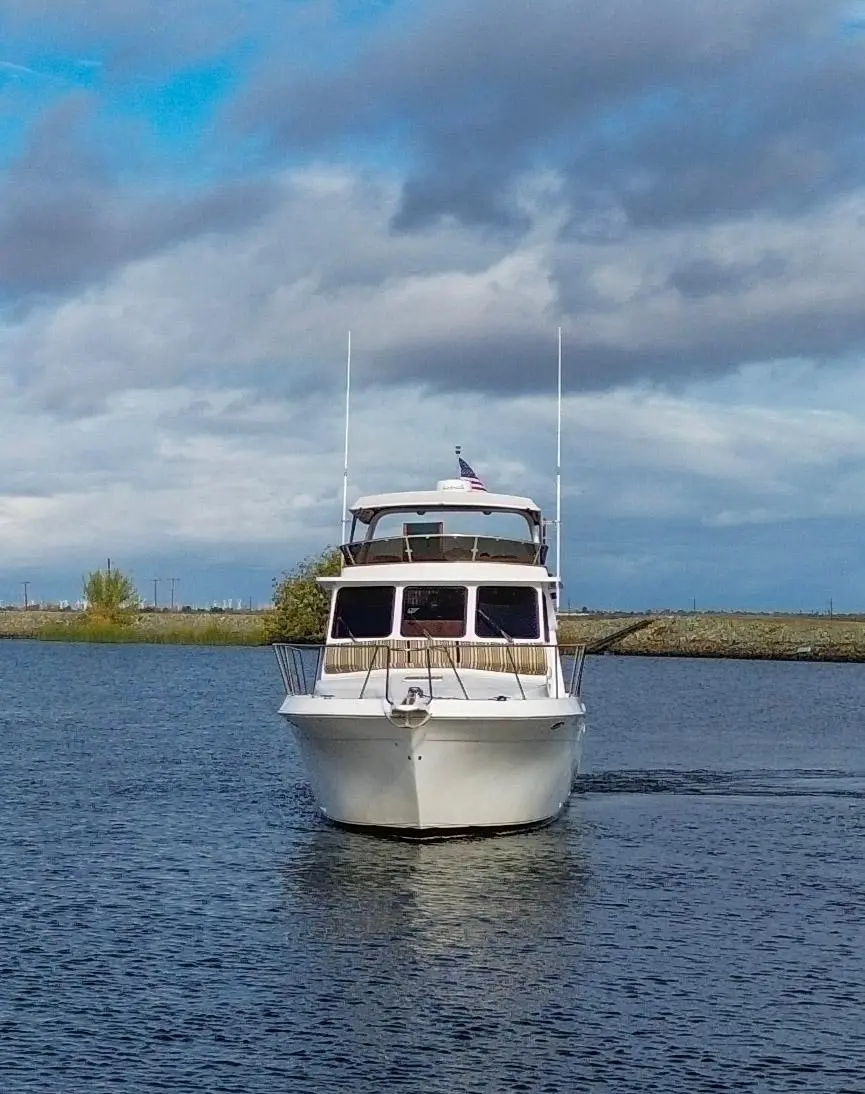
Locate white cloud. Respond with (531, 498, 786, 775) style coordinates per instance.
(8, 166, 865, 418)
(3, 361, 865, 575)
(4, 165, 865, 604)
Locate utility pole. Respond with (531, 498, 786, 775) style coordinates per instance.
(168, 577, 179, 611)
(22, 581, 30, 610)
(152, 578, 159, 609)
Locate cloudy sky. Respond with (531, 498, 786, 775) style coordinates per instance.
(2, 0, 865, 611)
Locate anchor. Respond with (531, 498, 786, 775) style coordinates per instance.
(387, 686, 432, 729)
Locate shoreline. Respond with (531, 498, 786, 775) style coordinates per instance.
(556, 613, 865, 664)
(2, 609, 865, 662)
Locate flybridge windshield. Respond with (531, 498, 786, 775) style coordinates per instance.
(341, 505, 546, 566)
(369, 510, 537, 541)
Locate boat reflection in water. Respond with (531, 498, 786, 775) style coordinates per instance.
(281, 819, 590, 961)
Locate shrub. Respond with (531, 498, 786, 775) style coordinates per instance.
(82, 566, 139, 625)
(265, 548, 342, 643)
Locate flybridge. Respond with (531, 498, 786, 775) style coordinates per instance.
(340, 536, 546, 567)
(341, 479, 547, 567)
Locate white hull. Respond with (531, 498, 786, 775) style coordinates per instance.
(279, 697, 586, 832)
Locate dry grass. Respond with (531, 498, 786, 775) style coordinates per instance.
(0, 610, 267, 646)
(558, 613, 865, 661)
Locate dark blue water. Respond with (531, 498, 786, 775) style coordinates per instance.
(2, 643, 865, 1093)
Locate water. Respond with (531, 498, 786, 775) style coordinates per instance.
(2, 643, 865, 1093)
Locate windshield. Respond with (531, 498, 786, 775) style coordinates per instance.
(401, 586, 467, 638)
(361, 509, 536, 542)
(475, 586, 539, 639)
(331, 586, 394, 639)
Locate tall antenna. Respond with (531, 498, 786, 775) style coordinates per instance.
(556, 326, 563, 592)
(340, 330, 352, 545)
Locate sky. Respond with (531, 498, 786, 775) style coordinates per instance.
(2, 0, 865, 611)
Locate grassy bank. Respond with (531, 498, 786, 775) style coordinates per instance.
(3, 608, 865, 660)
(557, 613, 865, 662)
(1, 610, 267, 646)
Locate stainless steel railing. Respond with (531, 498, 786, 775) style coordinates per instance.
(274, 643, 324, 697)
(272, 642, 586, 701)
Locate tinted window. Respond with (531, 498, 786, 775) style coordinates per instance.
(401, 586, 467, 638)
(331, 586, 395, 639)
(476, 587, 539, 639)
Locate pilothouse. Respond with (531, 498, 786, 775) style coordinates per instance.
(273, 457, 587, 835)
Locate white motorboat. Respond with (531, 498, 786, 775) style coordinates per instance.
(273, 461, 587, 836)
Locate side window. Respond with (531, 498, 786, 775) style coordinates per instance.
(476, 587, 539, 640)
(401, 586, 467, 638)
(331, 586, 395, 639)
(542, 592, 550, 642)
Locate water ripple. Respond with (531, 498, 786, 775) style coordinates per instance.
(1, 643, 864, 1092)
(575, 767, 865, 798)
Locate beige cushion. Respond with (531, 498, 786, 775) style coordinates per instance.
(323, 640, 547, 676)
(458, 643, 547, 675)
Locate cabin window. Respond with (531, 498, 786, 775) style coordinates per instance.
(475, 586, 540, 640)
(401, 586, 467, 638)
(331, 586, 395, 639)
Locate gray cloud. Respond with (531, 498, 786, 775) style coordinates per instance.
(238, 0, 853, 233)
(666, 253, 788, 300)
(6, 165, 865, 413)
(562, 44, 865, 231)
(369, 332, 554, 393)
(0, 98, 279, 302)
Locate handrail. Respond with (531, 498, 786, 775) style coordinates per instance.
(274, 643, 325, 695)
(567, 644, 586, 697)
(433, 637, 470, 700)
(503, 641, 526, 700)
(359, 642, 385, 698)
(423, 635, 434, 700)
(340, 534, 547, 567)
(272, 641, 586, 701)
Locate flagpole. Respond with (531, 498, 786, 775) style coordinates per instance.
(556, 326, 562, 592)
(341, 330, 351, 545)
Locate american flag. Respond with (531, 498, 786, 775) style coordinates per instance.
(458, 456, 487, 491)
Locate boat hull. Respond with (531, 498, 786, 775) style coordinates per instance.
(279, 697, 586, 832)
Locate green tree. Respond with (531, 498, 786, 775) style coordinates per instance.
(265, 548, 342, 643)
(82, 566, 140, 624)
